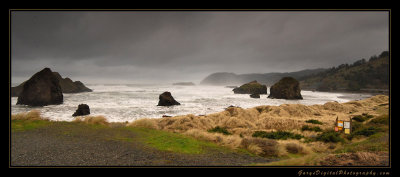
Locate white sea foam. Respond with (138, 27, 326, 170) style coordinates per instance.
(10, 84, 372, 122)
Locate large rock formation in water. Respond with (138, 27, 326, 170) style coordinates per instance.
(268, 77, 303, 99)
(11, 71, 92, 97)
(11, 81, 26, 97)
(72, 104, 90, 117)
(16, 68, 63, 106)
(157, 92, 181, 106)
(233, 80, 268, 95)
(52, 72, 93, 93)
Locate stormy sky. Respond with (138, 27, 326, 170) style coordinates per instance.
(11, 11, 389, 84)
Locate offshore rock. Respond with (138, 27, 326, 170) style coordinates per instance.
(17, 68, 63, 106)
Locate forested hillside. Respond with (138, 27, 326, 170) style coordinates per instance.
(300, 51, 389, 92)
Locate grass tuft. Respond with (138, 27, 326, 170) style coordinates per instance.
(11, 110, 45, 121)
(127, 118, 159, 129)
(241, 137, 278, 157)
(11, 110, 52, 132)
(285, 143, 305, 154)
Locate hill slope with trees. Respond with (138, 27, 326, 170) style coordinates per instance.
(299, 51, 389, 92)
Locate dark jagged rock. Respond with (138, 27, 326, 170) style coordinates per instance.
(11, 72, 92, 97)
(52, 72, 92, 93)
(233, 80, 268, 94)
(11, 81, 26, 97)
(17, 68, 63, 106)
(250, 93, 260, 98)
(225, 105, 241, 110)
(268, 77, 303, 99)
(72, 104, 90, 117)
(157, 92, 181, 106)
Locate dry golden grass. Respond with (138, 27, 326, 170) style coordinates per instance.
(126, 118, 159, 129)
(11, 110, 47, 121)
(73, 115, 109, 125)
(152, 95, 388, 137)
(183, 129, 242, 149)
(277, 139, 312, 155)
(241, 137, 279, 157)
(305, 141, 330, 153)
(285, 143, 304, 154)
(126, 95, 388, 156)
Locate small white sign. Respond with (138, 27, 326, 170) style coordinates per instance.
(344, 121, 350, 129)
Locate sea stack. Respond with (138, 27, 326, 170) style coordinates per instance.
(72, 104, 90, 117)
(268, 77, 303, 99)
(233, 80, 268, 95)
(17, 68, 63, 106)
(157, 92, 181, 106)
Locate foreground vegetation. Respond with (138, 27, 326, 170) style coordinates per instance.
(11, 95, 389, 166)
(11, 112, 246, 156)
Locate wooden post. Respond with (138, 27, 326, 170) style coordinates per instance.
(335, 116, 338, 132)
(350, 116, 352, 134)
(336, 116, 338, 125)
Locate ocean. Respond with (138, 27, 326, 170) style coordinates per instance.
(10, 84, 373, 122)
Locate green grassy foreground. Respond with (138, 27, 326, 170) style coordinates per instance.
(11, 119, 246, 155)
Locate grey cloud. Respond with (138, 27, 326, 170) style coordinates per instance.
(11, 11, 389, 84)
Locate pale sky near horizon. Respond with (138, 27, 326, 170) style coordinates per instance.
(11, 11, 389, 84)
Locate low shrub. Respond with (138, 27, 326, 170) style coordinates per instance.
(252, 131, 303, 140)
(301, 125, 322, 132)
(353, 127, 382, 137)
(352, 113, 374, 122)
(351, 121, 363, 132)
(207, 126, 232, 135)
(315, 130, 345, 143)
(305, 119, 323, 125)
(368, 115, 389, 125)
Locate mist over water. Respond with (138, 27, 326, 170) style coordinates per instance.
(11, 84, 372, 122)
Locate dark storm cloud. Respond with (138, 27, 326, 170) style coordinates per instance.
(11, 11, 389, 84)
